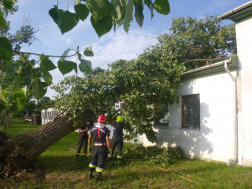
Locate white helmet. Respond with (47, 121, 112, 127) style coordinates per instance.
(86, 122, 90, 125)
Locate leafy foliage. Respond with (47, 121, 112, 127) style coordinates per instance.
(53, 15, 236, 142)
(48, 0, 170, 37)
(109, 144, 184, 167)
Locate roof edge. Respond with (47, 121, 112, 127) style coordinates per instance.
(218, 1, 252, 20)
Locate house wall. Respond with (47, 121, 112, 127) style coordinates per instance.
(41, 108, 56, 125)
(236, 15, 252, 166)
(133, 71, 237, 163)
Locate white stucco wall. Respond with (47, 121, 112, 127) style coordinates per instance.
(236, 15, 252, 166)
(134, 71, 237, 163)
(41, 108, 56, 125)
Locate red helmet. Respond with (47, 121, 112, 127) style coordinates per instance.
(97, 114, 107, 124)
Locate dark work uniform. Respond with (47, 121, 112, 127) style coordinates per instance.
(89, 124, 110, 173)
(76, 124, 90, 156)
(111, 122, 124, 159)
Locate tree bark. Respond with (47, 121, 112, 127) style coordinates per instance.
(15, 109, 96, 162)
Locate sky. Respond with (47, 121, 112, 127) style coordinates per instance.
(6, 0, 251, 99)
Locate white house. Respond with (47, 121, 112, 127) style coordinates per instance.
(134, 1, 252, 167)
(41, 107, 57, 125)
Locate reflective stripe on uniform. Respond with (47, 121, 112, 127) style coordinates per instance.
(117, 156, 122, 159)
(96, 167, 104, 172)
(81, 153, 86, 156)
(89, 163, 96, 168)
(76, 153, 80, 155)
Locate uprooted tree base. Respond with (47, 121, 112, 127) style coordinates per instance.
(0, 109, 96, 180)
(0, 131, 44, 180)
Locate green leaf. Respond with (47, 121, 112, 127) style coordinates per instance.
(49, 5, 61, 27)
(74, 4, 89, 21)
(3, 0, 15, 9)
(58, 59, 77, 75)
(0, 10, 8, 28)
(12, 75, 22, 92)
(0, 88, 7, 103)
(14, 64, 22, 74)
(84, 46, 94, 56)
(22, 85, 27, 97)
(42, 70, 53, 85)
(31, 79, 47, 101)
(91, 15, 113, 38)
(77, 52, 92, 73)
(8, 90, 12, 104)
(79, 59, 92, 73)
(123, 0, 134, 33)
(74, 63, 78, 75)
(4, 7, 9, 17)
(144, 0, 154, 19)
(40, 56, 56, 85)
(112, 0, 126, 22)
(14, 89, 26, 112)
(40, 56, 57, 71)
(60, 48, 71, 60)
(86, 0, 115, 22)
(58, 10, 79, 35)
(135, 0, 144, 28)
(0, 37, 13, 62)
(154, 0, 170, 15)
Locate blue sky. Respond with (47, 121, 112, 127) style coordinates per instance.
(7, 0, 250, 98)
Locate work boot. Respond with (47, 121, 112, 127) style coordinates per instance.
(75, 154, 80, 158)
(88, 172, 93, 179)
(88, 167, 95, 179)
(94, 171, 102, 182)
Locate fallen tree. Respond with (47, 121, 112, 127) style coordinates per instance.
(0, 16, 236, 179)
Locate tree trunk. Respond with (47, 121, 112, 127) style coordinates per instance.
(15, 109, 96, 162)
(0, 109, 10, 129)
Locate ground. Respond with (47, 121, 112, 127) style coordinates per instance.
(0, 119, 252, 189)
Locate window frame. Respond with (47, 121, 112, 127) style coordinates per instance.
(181, 94, 200, 129)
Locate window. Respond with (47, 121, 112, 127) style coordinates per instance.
(154, 103, 169, 127)
(181, 94, 200, 129)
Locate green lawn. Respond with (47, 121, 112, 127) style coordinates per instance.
(1, 120, 252, 189)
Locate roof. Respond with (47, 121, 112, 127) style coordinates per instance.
(181, 56, 238, 80)
(31, 114, 41, 117)
(24, 116, 32, 119)
(218, 1, 252, 22)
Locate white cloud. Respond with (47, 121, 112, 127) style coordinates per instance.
(85, 29, 158, 69)
(65, 39, 72, 46)
(45, 28, 159, 98)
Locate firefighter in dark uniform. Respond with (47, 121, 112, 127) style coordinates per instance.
(88, 114, 111, 182)
(75, 122, 91, 158)
(108, 115, 124, 161)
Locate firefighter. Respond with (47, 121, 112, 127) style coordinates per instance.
(108, 114, 124, 161)
(76, 122, 91, 158)
(88, 114, 111, 182)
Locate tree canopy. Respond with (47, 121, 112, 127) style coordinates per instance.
(53, 15, 236, 142)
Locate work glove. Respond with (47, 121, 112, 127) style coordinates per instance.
(108, 149, 112, 155)
(88, 145, 92, 153)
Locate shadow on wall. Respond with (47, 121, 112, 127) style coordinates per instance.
(156, 80, 214, 159)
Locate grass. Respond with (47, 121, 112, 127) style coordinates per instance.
(1, 120, 252, 188)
